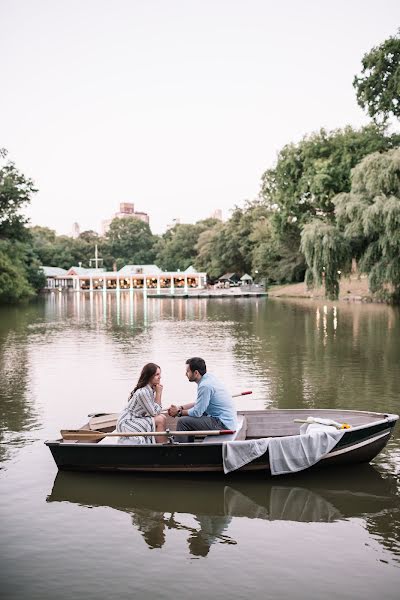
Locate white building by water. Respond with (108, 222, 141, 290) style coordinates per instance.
(41, 264, 207, 293)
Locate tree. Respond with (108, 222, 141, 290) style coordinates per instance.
(261, 125, 399, 225)
(0, 148, 37, 242)
(0, 247, 35, 303)
(30, 226, 58, 265)
(354, 31, 400, 123)
(0, 150, 43, 303)
(194, 223, 225, 280)
(259, 125, 399, 283)
(106, 217, 156, 267)
(79, 230, 99, 242)
(251, 216, 305, 284)
(334, 148, 400, 302)
(156, 219, 218, 271)
(300, 221, 351, 300)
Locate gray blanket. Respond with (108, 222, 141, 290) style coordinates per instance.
(222, 423, 344, 475)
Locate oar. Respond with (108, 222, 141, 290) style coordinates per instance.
(232, 391, 252, 398)
(61, 428, 235, 441)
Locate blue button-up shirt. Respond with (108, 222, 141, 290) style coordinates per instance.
(188, 373, 237, 431)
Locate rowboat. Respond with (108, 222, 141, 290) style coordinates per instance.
(45, 408, 398, 476)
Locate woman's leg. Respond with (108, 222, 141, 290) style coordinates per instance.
(154, 414, 167, 443)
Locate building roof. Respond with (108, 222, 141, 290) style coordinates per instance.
(41, 266, 68, 276)
(240, 273, 253, 281)
(67, 267, 105, 276)
(219, 272, 240, 281)
(118, 264, 162, 275)
(184, 265, 197, 274)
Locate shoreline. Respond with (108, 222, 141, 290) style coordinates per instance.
(267, 275, 374, 304)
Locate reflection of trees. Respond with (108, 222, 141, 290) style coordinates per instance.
(0, 304, 43, 464)
(365, 507, 400, 562)
(228, 298, 400, 420)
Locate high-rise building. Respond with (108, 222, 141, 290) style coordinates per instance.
(71, 222, 80, 238)
(118, 202, 135, 214)
(102, 203, 150, 234)
(210, 209, 223, 221)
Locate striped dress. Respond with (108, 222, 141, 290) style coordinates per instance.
(116, 384, 162, 444)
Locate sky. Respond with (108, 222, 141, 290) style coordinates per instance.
(1, 0, 399, 236)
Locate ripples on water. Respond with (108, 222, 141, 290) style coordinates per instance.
(0, 293, 399, 599)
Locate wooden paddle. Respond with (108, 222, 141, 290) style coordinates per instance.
(61, 428, 236, 441)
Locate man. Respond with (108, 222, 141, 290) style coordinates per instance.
(168, 357, 237, 436)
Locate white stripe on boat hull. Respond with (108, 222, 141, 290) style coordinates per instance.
(323, 430, 391, 460)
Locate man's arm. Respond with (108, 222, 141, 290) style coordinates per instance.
(187, 384, 211, 418)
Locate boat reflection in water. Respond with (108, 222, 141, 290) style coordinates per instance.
(47, 465, 399, 559)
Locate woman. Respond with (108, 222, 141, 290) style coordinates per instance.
(116, 363, 167, 444)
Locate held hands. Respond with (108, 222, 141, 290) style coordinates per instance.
(168, 404, 179, 417)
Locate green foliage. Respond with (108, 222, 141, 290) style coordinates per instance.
(261, 125, 398, 224)
(79, 230, 99, 242)
(259, 125, 399, 285)
(30, 227, 79, 269)
(0, 245, 35, 303)
(0, 148, 37, 242)
(106, 217, 157, 266)
(251, 218, 305, 284)
(30, 226, 58, 265)
(300, 221, 351, 300)
(194, 203, 274, 280)
(218, 204, 266, 274)
(334, 148, 400, 301)
(156, 219, 218, 271)
(354, 31, 400, 123)
(0, 150, 43, 303)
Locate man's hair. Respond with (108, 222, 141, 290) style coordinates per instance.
(186, 357, 207, 376)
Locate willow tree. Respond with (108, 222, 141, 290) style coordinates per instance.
(300, 221, 351, 300)
(259, 126, 398, 284)
(334, 148, 400, 302)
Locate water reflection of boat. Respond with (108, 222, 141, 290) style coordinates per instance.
(47, 465, 398, 557)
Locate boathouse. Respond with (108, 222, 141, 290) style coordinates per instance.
(42, 266, 71, 289)
(41, 264, 207, 293)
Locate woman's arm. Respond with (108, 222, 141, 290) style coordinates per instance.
(138, 386, 162, 416)
(154, 383, 163, 405)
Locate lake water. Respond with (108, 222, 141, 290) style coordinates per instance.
(0, 292, 399, 599)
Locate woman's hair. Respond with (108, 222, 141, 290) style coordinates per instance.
(133, 362, 160, 393)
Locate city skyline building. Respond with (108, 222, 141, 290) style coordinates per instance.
(210, 209, 223, 221)
(71, 222, 80, 238)
(101, 202, 150, 235)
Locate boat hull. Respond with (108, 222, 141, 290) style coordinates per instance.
(46, 412, 398, 475)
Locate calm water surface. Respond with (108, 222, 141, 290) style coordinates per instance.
(0, 293, 399, 599)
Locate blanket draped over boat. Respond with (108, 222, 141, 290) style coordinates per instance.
(222, 423, 345, 475)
